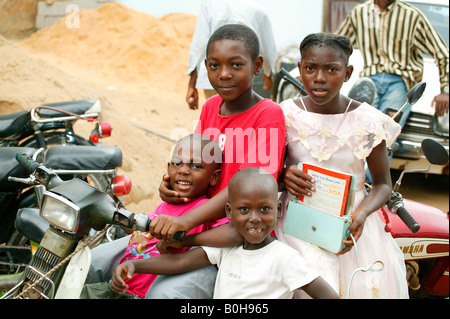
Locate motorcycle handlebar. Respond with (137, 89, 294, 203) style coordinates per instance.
(129, 210, 185, 241)
(15, 152, 64, 188)
(173, 231, 186, 241)
(16, 152, 40, 173)
(396, 206, 420, 233)
(279, 68, 308, 96)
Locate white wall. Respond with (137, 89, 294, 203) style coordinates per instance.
(116, 0, 324, 52)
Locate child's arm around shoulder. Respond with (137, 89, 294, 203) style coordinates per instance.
(111, 247, 211, 294)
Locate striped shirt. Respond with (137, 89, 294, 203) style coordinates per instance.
(336, 0, 449, 90)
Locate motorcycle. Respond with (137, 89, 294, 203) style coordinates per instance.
(1, 99, 130, 247)
(0, 145, 132, 250)
(0, 99, 111, 148)
(278, 69, 449, 298)
(0, 152, 149, 299)
(377, 137, 449, 298)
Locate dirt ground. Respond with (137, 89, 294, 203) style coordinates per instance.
(1, 3, 207, 214)
(1, 2, 448, 216)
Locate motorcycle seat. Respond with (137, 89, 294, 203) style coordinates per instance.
(44, 145, 123, 170)
(0, 147, 36, 191)
(37, 100, 100, 118)
(0, 111, 31, 140)
(15, 207, 49, 243)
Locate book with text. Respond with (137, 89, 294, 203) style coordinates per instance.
(298, 163, 356, 217)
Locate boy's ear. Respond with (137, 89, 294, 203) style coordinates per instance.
(253, 55, 264, 75)
(225, 202, 233, 220)
(209, 169, 221, 187)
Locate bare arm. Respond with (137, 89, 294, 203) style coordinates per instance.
(340, 140, 392, 253)
(111, 247, 211, 294)
(157, 222, 244, 254)
(151, 187, 229, 241)
(301, 277, 340, 299)
(186, 69, 199, 110)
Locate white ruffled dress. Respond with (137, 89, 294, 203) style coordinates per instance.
(275, 99, 409, 299)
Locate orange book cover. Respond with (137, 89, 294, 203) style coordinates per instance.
(298, 163, 354, 217)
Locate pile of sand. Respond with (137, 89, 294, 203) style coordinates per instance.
(0, 34, 98, 113)
(0, 3, 203, 213)
(18, 2, 197, 90)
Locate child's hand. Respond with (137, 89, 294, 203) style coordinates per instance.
(159, 174, 189, 204)
(150, 214, 190, 241)
(157, 239, 184, 254)
(111, 262, 134, 294)
(283, 165, 315, 197)
(339, 211, 366, 255)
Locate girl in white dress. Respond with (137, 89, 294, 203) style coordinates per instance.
(275, 33, 409, 298)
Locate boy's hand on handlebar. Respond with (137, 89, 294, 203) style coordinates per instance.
(283, 165, 315, 197)
(159, 174, 189, 204)
(150, 214, 190, 241)
(111, 262, 134, 294)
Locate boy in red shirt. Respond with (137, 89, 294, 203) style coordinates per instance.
(152, 24, 285, 243)
(147, 24, 285, 298)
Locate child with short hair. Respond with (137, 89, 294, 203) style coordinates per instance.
(85, 23, 286, 299)
(81, 133, 222, 299)
(146, 24, 286, 298)
(152, 24, 286, 240)
(112, 168, 340, 299)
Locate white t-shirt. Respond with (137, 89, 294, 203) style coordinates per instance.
(202, 240, 319, 299)
(187, 0, 278, 89)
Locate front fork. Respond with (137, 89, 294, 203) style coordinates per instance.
(2, 227, 77, 299)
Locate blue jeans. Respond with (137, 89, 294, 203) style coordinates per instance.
(365, 73, 408, 183)
(369, 73, 409, 129)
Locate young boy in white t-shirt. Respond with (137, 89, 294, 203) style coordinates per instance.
(111, 167, 339, 299)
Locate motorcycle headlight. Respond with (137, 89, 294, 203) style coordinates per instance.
(40, 192, 80, 233)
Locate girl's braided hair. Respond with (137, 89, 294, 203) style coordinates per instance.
(300, 33, 353, 63)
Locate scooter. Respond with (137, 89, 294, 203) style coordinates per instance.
(0, 99, 111, 148)
(0, 145, 132, 253)
(377, 138, 449, 298)
(1, 99, 128, 247)
(278, 69, 449, 298)
(0, 153, 146, 299)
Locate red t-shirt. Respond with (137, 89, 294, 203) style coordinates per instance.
(195, 95, 286, 197)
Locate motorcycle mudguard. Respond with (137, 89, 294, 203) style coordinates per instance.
(54, 243, 91, 299)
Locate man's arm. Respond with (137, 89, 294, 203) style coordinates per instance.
(414, 13, 449, 116)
